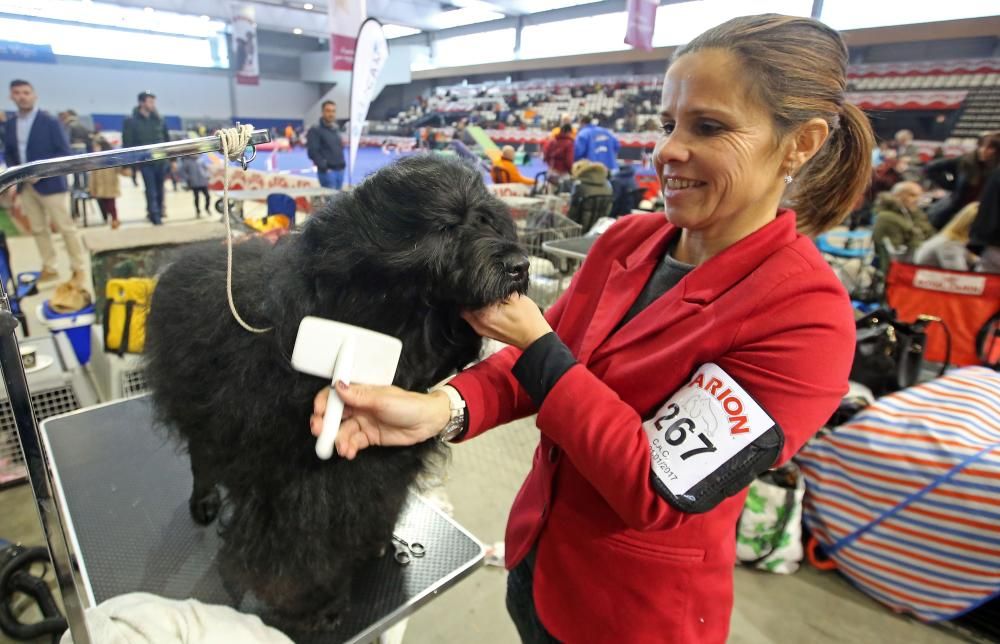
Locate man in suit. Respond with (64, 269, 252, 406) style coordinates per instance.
(4, 79, 86, 283)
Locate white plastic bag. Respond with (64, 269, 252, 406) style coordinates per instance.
(735, 464, 805, 574)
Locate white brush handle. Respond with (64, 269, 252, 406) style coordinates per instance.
(316, 338, 355, 460)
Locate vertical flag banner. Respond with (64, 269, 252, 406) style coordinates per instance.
(625, 0, 658, 51)
(231, 4, 259, 85)
(348, 18, 388, 184)
(329, 0, 366, 71)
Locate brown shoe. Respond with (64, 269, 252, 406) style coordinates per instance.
(70, 270, 86, 286)
(38, 269, 60, 282)
(111, 219, 121, 230)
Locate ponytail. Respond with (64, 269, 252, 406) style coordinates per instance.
(791, 102, 875, 236)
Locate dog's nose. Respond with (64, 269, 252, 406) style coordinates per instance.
(505, 256, 530, 280)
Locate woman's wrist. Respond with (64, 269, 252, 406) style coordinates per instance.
(427, 389, 453, 437)
(517, 322, 554, 351)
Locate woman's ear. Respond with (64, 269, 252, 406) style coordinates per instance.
(787, 117, 831, 171)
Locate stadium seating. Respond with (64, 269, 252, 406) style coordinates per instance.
(375, 58, 1000, 147)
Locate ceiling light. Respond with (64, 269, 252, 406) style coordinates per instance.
(199, 14, 210, 21)
(381, 24, 421, 39)
(143, 6, 154, 13)
(434, 7, 504, 30)
(529, 0, 603, 10)
(293, 27, 303, 34)
(303, 2, 314, 9)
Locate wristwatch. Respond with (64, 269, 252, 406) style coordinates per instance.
(435, 385, 467, 443)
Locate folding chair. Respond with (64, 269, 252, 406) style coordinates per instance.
(885, 261, 1000, 367)
(530, 171, 548, 196)
(979, 312, 1000, 368)
(0, 233, 40, 336)
(70, 173, 96, 227)
(572, 194, 614, 234)
(490, 166, 511, 184)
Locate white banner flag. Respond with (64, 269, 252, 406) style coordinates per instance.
(348, 18, 388, 184)
(231, 4, 259, 85)
(329, 0, 366, 71)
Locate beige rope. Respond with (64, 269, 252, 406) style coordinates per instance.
(218, 125, 272, 334)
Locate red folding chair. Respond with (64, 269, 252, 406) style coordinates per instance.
(885, 261, 1000, 366)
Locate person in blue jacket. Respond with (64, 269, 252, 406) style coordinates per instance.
(574, 116, 621, 172)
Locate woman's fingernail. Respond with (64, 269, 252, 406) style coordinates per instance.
(336, 380, 348, 390)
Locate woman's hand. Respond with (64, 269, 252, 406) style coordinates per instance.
(310, 382, 451, 460)
(462, 293, 552, 350)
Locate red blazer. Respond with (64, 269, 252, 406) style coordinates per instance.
(450, 211, 855, 643)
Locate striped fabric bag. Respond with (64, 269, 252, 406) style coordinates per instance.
(797, 367, 1000, 622)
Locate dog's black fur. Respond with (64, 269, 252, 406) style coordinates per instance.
(144, 155, 528, 627)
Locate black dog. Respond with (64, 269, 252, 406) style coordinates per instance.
(144, 155, 528, 627)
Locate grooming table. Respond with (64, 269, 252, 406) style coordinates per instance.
(542, 235, 598, 262)
(40, 396, 484, 643)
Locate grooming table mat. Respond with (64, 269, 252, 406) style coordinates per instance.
(40, 396, 484, 643)
(542, 235, 597, 261)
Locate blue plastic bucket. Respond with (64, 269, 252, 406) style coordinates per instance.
(38, 302, 96, 365)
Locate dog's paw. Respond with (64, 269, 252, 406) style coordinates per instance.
(313, 605, 345, 631)
(189, 488, 221, 525)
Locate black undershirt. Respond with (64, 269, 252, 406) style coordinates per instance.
(512, 243, 694, 407)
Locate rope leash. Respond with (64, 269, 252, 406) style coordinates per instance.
(218, 125, 273, 334)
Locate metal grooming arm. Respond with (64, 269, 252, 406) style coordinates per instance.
(0, 128, 270, 644)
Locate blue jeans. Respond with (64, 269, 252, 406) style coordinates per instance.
(140, 163, 168, 225)
(317, 168, 345, 190)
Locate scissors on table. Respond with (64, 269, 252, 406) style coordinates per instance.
(391, 534, 426, 565)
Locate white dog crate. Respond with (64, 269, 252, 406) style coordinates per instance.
(0, 335, 96, 487)
(88, 326, 148, 402)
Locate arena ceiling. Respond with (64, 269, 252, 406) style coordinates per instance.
(105, 0, 660, 36)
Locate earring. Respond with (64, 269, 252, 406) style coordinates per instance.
(784, 174, 794, 185)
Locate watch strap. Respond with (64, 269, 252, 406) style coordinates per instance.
(434, 385, 466, 442)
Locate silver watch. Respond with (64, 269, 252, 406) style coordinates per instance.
(435, 385, 467, 443)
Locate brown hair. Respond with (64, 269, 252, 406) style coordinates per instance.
(980, 131, 1000, 163)
(674, 14, 875, 235)
(941, 202, 979, 243)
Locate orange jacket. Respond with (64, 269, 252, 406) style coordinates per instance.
(491, 157, 535, 185)
(450, 212, 854, 643)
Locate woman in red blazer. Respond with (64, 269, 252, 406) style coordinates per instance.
(313, 15, 874, 643)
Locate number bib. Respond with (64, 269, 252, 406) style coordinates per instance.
(642, 363, 783, 513)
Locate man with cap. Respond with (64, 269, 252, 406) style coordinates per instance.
(122, 91, 169, 224)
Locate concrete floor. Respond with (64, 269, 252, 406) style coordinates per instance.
(0, 177, 987, 643)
